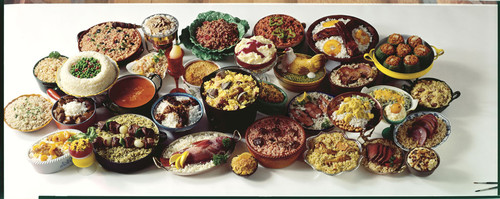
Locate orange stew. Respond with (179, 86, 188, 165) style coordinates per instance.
(110, 77, 155, 108)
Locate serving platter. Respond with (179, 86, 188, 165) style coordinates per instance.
(154, 131, 238, 176)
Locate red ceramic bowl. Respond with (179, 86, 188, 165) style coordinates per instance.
(245, 116, 306, 169)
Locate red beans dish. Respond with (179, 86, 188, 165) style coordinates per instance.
(52, 96, 95, 124)
(246, 116, 305, 157)
(196, 19, 239, 50)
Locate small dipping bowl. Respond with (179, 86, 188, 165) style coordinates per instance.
(181, 59, 221, 97)
(151, 93, 204, 133)
(256, 81, 288, 115)
(141, 13, 179, 50)
(200, 66, 260, 133)
(33, 53, 68, 96)
(105, 74, 162, 116)
(405, 147, 440, 177)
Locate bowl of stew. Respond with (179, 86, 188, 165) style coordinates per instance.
(105, 74, 162, 116)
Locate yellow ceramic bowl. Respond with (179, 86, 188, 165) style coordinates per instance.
(363, 35, 444, 80)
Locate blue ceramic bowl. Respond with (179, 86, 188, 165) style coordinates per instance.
(287, 91, 336, 134)
(151, 93, 204, 133)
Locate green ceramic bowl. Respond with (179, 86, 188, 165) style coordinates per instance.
(256, 81, 288, 115)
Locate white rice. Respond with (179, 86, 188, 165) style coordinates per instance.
(331, 110, 370, 129)
(57, 51, 118, 96)
(165, 132, 221, 174)
(312, 18, 351, 35)
(315, 36, 349, 59)
(352, 25, 372, 53)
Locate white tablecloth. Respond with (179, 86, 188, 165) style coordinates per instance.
(4, 3, 498, 198)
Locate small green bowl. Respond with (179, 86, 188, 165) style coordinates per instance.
(256, 81, 288, 115)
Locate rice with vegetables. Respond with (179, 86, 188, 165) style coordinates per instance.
(79, 22, 142, 62)
(130, 50, 168, 78)
(305, 131, 360, 175)
(94, 114, 159, 163)
(289, 92, 334, 130)
(34, 55, 68, 83)
(4, 95, 52, 131)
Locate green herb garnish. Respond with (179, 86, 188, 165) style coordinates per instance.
(222, 137, 235, 151)
(212, 154, 228, 166)
(321, 119, 331, 129)
(70, 57, 101, 78)
(48, 51, 61, 59)
(68, 126, 98, 143)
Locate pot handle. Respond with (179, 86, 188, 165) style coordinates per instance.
(153, 157, 169, 171)
(148, 73, 163, 91)
(363, 49, 375, 62)
(47, 88, 62, 101)
(431, 46, 445, 60)
(450, 91, 461, 102)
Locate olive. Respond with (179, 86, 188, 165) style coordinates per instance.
(253, 137, 264, 147)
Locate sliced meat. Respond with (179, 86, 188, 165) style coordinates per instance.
(290, 109, 314, 127)
(414, 119, 436, 138)
(335, 21, 361, 56)
(313, 27, 340, 41)
(304, 102, 323, 119)
(410, 126, 428, 146)
(380, 146, 394, 164)
(366, 143, 379, 161)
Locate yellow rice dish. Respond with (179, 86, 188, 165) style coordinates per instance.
(202, 70, 259, 111)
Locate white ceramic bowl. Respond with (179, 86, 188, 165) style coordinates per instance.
(27, 129, 82, 174)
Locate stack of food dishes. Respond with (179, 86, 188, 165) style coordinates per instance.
(6, 11, 460, 178)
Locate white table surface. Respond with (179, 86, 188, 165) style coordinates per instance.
(4, 3, 498, 198)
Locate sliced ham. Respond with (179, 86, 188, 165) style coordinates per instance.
(410, 126, 428, 146)
(174, 136, 232, 165)
(304, 102, 323, 119)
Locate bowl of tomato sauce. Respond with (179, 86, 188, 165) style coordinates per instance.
(105, 74, 162, 116)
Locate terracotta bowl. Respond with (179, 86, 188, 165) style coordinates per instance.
(405, 147, 440, 177)
(245, 116, 306, 169)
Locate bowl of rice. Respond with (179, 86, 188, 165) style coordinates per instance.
(245, 116, 306, 168)
(151, 93, 203, 133)
(92, 114, 163, 173)
(33, 51, 68, 95)
(393, 111, 451, 151)
(329, 92, 383, 133)
(4, 94, 53, 132)
(304, 130, 362, 176)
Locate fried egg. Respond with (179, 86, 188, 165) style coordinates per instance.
(314, 36, 349, 58)
(352, 25, 372, 53)
(311, 18, 351, 35)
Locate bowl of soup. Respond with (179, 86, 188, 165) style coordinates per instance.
(105, 74, 162, 116)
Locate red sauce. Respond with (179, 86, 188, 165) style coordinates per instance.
(110, 76, 155, 108)
(236, 40, 272, 58)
